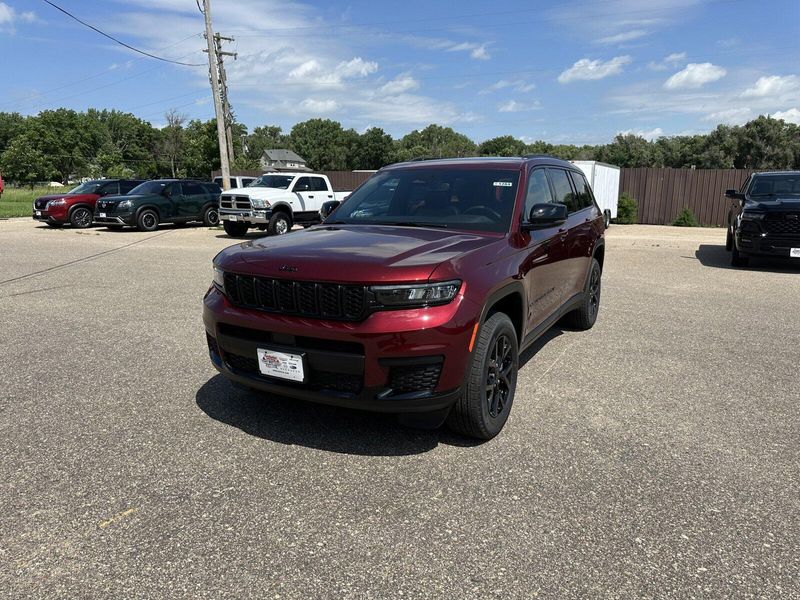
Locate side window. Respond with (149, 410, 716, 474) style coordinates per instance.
(168, 182, 183, 196)
(183, 182, 205, 197)
(568, 171, 594, 210)
(524, 169, 554, 218)
(294, 177, 311, 192)
(547, 168, 578, 213)
(100, 182, 119, 196)
(242, 178, 255, 187)
(204, 183, 222, 197)
(310, 177, 327, 192)
(120, 181, 138, 194)
(229, 179, 238, 188)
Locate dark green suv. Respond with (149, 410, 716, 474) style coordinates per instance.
(94, 179, 222, 232)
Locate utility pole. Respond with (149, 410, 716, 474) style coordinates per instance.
(201, 0, 230, 190)
(213, 34, 237, 165)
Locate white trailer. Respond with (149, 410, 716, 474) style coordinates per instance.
(572, 161, 620, 228)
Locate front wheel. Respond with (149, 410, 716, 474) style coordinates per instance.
(203, 206, 220, 227)
(565, 258, 601, 330)
(223, 220, 249, 237)
(70, 207, 93, 229)
(136, 209, 159, 232)
(446, 312, 518, 440)
(731, 245, 750, 267)
(268, 211, 292, 235)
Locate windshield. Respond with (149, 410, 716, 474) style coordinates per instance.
(748, 175, 800, 197)
(68, 181, 102, 195)
(249, 175, 294, 189)
(129, 181, 169, 195)
(329, 168, 521, 233)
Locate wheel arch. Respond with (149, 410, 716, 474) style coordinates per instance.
(592, 240, 605, 272)
(67, 203, 93, 217)
(136, 204, 161, 220)
(479, 282, 526, 345)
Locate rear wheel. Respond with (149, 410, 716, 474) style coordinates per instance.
(565, 258, 601, 330)
(69, 207, 93, 229)
(136, 209, 159, 232)
(203, 206, 220, 227)
(446, 312, 518, 440)
(223, 220, 249, 237)
(268, 211, 292, 235)
(731, 245, 750, 267)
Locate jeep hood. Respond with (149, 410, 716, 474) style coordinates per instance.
(215, 225, 500, 283)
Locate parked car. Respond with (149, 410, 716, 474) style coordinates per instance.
(204, 156, 605, 440)
(726, 171, 800, 266)
(32, 179, 143, 228)
(94, 179, 222, 232)
(219, 172, 352, 237)
(213, 175, 257, 189)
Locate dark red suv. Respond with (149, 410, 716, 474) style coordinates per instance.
(203, 157, 605, 439)
(33, 179, 142, 228)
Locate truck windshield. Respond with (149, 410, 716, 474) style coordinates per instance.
(249, 175, 294, 189)
(331, 168, 521, 233)
(68, 181, 102, 194)
(748, 175, 800, 196)
(129, 181, 169, 195)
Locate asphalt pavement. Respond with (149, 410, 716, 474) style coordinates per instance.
(1, 219, 798, 598)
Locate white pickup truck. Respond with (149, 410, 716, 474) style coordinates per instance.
(219, 172, 351, 237)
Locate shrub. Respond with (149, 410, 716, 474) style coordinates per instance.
(672, 208, 701, 227)
(614, 193, 638, 224)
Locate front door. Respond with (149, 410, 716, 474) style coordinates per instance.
(520, 167, 570, 332)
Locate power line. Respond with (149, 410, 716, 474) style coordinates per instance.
(41, 0, 205, 67)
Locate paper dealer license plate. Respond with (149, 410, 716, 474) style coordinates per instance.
(257, 348, 305, 382)
(791, 248, 800, 258)
(227, 215, 238, 221)
(99, 212, 106, 218)
(35, 211, 41, 216)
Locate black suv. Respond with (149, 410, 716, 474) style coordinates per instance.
(95, 179, 222, 232)
(726, 171, 800, 266)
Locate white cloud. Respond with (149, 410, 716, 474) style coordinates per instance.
(557, 56, 632, 83)
(334, 57, 378, 79)
(379, 74, 419, 95)
(648, 52, 687, 71)
(702, 107, 752, 125)
(742, 75, 800, 98)
(0, 1, 36, 29)
(597, 30, 647, 45)
(479, 79, 536, 95)
(498, 100, 541, 113)
(664, 63, 726, 89)
(618, 127, 664, 140)
(288, 59, 321, 80)
(772, 108, 800, 124)
(446, 42, 491, 61)
(299, 98, 338, 113)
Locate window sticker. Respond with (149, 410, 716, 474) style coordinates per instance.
(493, 181, 513, 187)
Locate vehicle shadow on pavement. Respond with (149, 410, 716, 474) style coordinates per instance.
(695, 244, 800, 272)
(195, 375, 481, 456)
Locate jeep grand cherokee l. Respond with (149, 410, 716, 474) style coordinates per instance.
(94, 179, 222, 231)
(203, 157, 605, 439)
(726, 171, 800, 267)
(33, 179, 143, 228)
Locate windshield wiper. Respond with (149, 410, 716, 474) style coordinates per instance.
(387, 221, 449, 229)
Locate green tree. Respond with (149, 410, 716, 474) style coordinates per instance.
(397, 124, 476, 161)
(352, 127, 396, 169)
(182, 118, 221, 178)
(478, 135, 527, 156)
(0, 112, 26, 155)
(289, 118, 355, 170)
(596, 134, 653, 167)
(161, 109, 186, 178)
(734, 116, 797, 169)
(0, 136, 54, 185)
(245, 125, 286, 163)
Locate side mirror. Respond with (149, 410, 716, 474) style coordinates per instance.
(725, 189, 744, 200)
(523, 203, 568, 230)
(320, 200, 341, 220)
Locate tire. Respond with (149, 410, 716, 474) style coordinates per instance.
(446, 312, 519, 440)
(604, 210, 611, 229)
(136, 209, 159, 232)
(203, 206, 220, 227)
(223, 220, 249, 237)
(725, 227, 733, 251)
(268, 211, 292, 235)
(731, 245, 749, 267)
(69, 206, 93, 229)
(565, 258, 602, 330)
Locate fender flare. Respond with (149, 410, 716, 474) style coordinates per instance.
(476, 280, 527, 344)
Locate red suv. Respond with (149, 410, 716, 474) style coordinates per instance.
(33, 179, 142, 228)
(203, 157, 605, 439)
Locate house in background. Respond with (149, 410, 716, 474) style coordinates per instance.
(260, 149, 311, 172)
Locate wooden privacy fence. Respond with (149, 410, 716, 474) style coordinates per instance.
(620, 168, 754, 226)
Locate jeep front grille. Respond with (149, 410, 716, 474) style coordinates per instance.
(223, 273, 367, 321)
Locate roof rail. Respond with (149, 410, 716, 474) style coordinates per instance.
(408, 156, 443, 162)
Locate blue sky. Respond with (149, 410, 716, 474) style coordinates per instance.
(1, 0, 799, 144)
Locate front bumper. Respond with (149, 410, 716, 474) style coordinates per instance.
(220, 208, 271, 224)
(736, 231, 800, 258)
(94, 212, 135, 226)
(33, 208, 67, 223)
(203, 287, 479, 413)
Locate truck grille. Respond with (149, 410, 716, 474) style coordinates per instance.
(220, 195, 251, 210)
(223, 273, 367, 321)
(764, 213, 800, 236)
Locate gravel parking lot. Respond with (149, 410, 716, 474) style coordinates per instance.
(1, 219, 798, 598)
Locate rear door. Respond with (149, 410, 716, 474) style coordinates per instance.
(520, 167, 570, 331)
(546, 168, 585, 299)
(181, 181, 208, 218)
(567, 170, 602, 292)
(162, 182, 184, 220)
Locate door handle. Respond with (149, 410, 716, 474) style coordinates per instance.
(308, 195, 314, 199)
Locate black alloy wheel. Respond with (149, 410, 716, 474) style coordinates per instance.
(70, 207, 92, 228)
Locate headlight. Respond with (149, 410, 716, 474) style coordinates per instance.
(117, 200, 132, 210)
(48, 198, 66, 207)
(250, 198, 269, 209)
(369, 280, 461, 307)
(212, 265, 225, 291)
